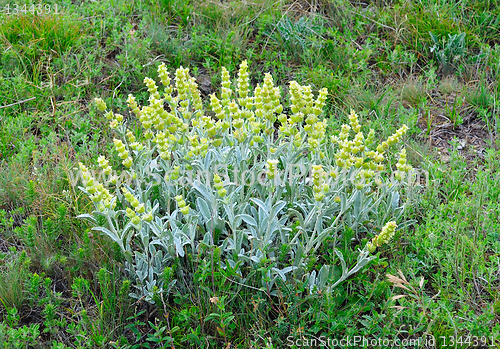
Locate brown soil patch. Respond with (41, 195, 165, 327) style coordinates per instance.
(416, 92, 495, 164)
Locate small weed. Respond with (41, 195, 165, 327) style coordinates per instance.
(0, 250, 30, 310)
(444, 95, 464, 128)
(430, 32, 467, 76)
(439, 76, 460, 95)
(401, 80, 427, 108)
(466, 82, 493, 112)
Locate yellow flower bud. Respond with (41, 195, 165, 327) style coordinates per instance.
(94, 98, 107, 112)
(136, 203, 145, 214)
(142, 212, 153, 223)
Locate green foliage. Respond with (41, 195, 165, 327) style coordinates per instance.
(0, 250, 30, 310)
(430, 32, 467, 75)
(271, 15, 325, 63)
(0, 307, 41, 349)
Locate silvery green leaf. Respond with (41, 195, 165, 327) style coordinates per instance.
(220, 238, 229, 252)
(251, 198, 269, 215)
(335, 249, 347, 274)
(223, 203, 236, 227)
(304, 208, 317, 228)
(203, 232, 212, 245)
(288, 208, 304, 227)
(174, 236, 184, 257)
(193, 180, 214, 203)
(196, 197, 211, 222)
(76, 214, 97, 223)
(281, 266, 297, 274)
(391, 191, 400, 211)
(238, 252, 249, 264)
(92, 227, 121, 246)
(308, 270, 317, 293)
(293, 243, 305, 267)
(272, 267, 287, 282)
(239, 214, 257, 227)
(272, 200, 286, 214)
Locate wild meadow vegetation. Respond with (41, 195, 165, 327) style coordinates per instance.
(1, 0, 500, 347)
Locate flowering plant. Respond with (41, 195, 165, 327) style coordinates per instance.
(80, 61, 413, 301)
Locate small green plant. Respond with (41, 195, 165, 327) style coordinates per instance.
(0, 250, 30, 311)
(271, 15, 325, 62)
(430, 32, 466, 75)
(444, 95, 464, 128)
(205, 295, 236, 343)
(401, 80, 427, 108)
(466, 82, 493, 112)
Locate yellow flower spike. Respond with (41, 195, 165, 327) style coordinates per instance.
(126, 131, 136, 144)
(365, 129, 375, 147)
(369, 221, 397, 252)
(266, 159, 279, 180)
(214, 173, 222, 183)
(349, 110, 361, 133)
(97, 156, 112, 175)
(305, 115, 316, 125)
(180, 206, 189, 215)
(109, 175, 118, 185)
(207, 127, 217, 138)
(127, 95, 141, 118)
(170, 166, 180, 180)
(131, 216, 141, 225)
(144, 77, 160, 100)
(157, 63, 171, 87)
(339, 124, 351, 140)
(94, 98, 107, 112)
(367, 242, 376, 253)
(220, 67, 232, 108)
(113, 138, 125, 152)
(290, 112, 303, 124)
(237, 61, 250, 106)
(311, 165, 324, 187)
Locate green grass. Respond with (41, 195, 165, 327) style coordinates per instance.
(1, 0, 500, 347)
